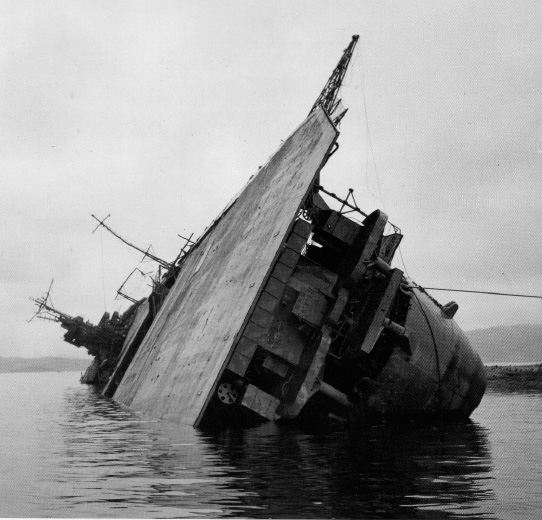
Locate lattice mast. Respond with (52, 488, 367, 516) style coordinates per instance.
(309, 35, 359, 123)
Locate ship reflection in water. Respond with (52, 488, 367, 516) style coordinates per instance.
(48, 382, 499, 518)
(204, 420, 494, 519)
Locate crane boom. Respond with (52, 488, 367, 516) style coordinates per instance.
(91, 214, 171, 269)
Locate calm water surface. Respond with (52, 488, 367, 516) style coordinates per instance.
(0, 371, 540, 518)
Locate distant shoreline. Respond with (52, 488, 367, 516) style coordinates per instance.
(2, 359, 540, 392)
(484, 361, 542, 366)
(0, 369, 85, 374)
(0, 356, 90, 374)
(485, 364, 541, 391)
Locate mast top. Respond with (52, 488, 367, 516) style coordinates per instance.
(309, 35, 359, 123)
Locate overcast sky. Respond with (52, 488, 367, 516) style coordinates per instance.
(1, 1, 540, 359)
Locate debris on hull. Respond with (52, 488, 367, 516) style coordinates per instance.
(31, 287, 144, 386)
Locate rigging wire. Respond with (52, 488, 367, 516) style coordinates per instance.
(397, 245, 411, 279)
(357, 48, 386, 211)
(357, 43, 415, 278)
(48, 292, 55, 312)
(355, 47, 419, 281)
(354, 54, 534, 296)
(348, 41, 537, 305)
(419, 287, 542, 300)
(358, 52, 376, 200)
(100, 227, 107, 312)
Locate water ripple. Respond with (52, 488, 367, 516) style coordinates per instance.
(1, 372, 541, 518)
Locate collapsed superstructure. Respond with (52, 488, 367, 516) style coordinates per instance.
(33, 36, 486, 427)
(31, 286, 139, 384)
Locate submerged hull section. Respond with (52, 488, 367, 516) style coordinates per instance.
(365, 288, 486, 418)
(113, 108, 339, 426)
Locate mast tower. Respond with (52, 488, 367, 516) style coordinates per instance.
(309, 34, 359, 123)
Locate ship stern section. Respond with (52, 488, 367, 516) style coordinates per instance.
(202, 192, 486, 426)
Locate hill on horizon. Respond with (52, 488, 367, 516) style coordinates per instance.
(466, 324, 542, 363)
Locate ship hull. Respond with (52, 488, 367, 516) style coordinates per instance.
(362, 288, 486, 419)
(38, 38, 487, 430)
(108, 107, 486, 428)
(112, 107, 340, 427)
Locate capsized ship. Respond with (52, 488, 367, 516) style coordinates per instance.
(33, 36, 486, 427)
